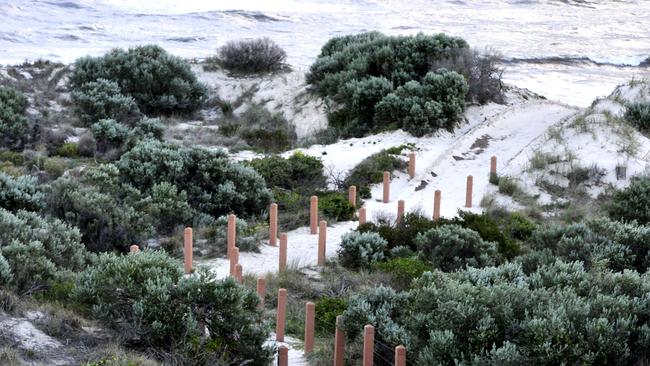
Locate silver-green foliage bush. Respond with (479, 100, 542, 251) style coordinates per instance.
(0, 86, 29, 147)
(624, 101, 650, 132)
(91, 117, 165, 155)
(0, 172, 44, 212)
(608, 175, 650, 225)
(73, 250, 272, 365)
(203, 215, 262, 256)
(0, 208, 88, 293)
(117, 139, 271, 218)
(341, 261, 650, 365)
(71, 78, 140, 126)
(338, 231, 388, 269)
(69, 45, 207, 115)
(415, 224, 500, 271)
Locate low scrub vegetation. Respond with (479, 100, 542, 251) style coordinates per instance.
(0, 86, 29, 149)
(207, 38, 288, 75)
(625, 101, 650, 132)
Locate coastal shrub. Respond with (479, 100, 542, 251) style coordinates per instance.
(73, 251, 272, 364)
(315, 296, 348, 336)
(0, 86, 29, 148)
(147, 182, 194, 234)
(54, 142, 80, 158)
(0, 172, 44, 212)
(130, 117, 165, 141)
(374, 257, 429, 289)
(625, 101, 650, 132)
(340, 262, 650, 365)
(338, 231, 388, 269)
(453, 211, 520, 259)
(307, 32, 469, 137)
(318, 191, 355, 221)
(0, 208, 88, 293)
(357, 211, 440, 251)
(345, 149, 408, 197)
(429, 48, 505, 104)
(0, 254, 11, 286)
(69, 45, 207, 115)
(248, 152, 326, 191)
(238, 106, 297, 152)
(70, 79, 140, 126)
(374, 69, 468, 136)
(608, 175, 650, 225)
(202, 215, 262, 257)
(212, 38, 288, 74)
(91, 119, 131, 153)
(415, 224, 500, 271)
(117, 139, 271, 218)
(45, 164, 155, 252)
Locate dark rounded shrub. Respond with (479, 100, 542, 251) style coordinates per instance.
(214, 38, 288, 75)
(248, 152, 326, 192)
(318, 191, 355, 221)
(70, 78, 140, 126)
(624, 102, 650, 132)
(608, 175, 650, 225)
(315, 296, 347, 336)
(0, 86, 29, 148)
(69, 45, 207, 115)
(374, 256, 429, 289)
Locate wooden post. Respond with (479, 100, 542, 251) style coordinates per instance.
(408, 152, 416, 178)
(276, 288, 287, 342)
(395, 345, 406, 366)
(129, 245, 140, 253)
(333, 316, 345, 366)
(382, 171, 390, 203)
(279, 232, 287, 272)
(227, 214, 236, 260)
(183, 227, 192, 274)
(310, 196, 318, 235)
(304, 302, 315, 356)
(348, 185, 357, 208)
(318, 220, 327, 266)
(278, 345, 288, 366)
(433, 190, 441, 220)
(269, 203, 278, 246)
(363, 324, 375, 366)
(235, 264, 243, 284)
(359, 207, 367, 225)
(397, 199, 405, 224)
(230, 247, 239, 277)
(490, 155, 497, 175)
(256, 277, 266, 307)
(465, 175, 473, 208)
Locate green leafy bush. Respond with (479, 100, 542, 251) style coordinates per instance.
(238, 106, 297, 152)
(357, 211, 440, 251)
(415, 224, 500, 271)
(608, 175, 650, 224)
(117, 139, 271, 218)
(0, 86, 29, 148)
(341, 262, 650, 365)
(0, 208, 88, 293)
(338, 232, 388, 269)
(71, 78, 140, 126)
(315, 296, 347, 336)
(248, 152, 327, 191)
(307, 32, 469, 137)
(374, 256, 429, 289)
(453, 211, 520, 259)
(73, 250, 272, 364)
(0, 172, 44, 211)
(345, 149, 408, 196)
(211, 38, 288, 74)
(147, 182, 195, 234)
(318, 191, 355, 221)
(54, 142, 80, 158)
(91, 119, 131, 153)
(69, 45, 207, 115)
(625, 102, 650, 132)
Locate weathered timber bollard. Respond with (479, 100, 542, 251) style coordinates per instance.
(397, 199, 405, 224)
(278, 345, 288, 366)
(279, 232, 287, 272)
(363, 324, 375, 366)
(304, 301, 315, 356)
(465, 175, 473, 208)
(276, 288, 287, 342)
(310, 196, 318, 235)
(227, 214, 236, 259)
(395, 345, 406, 366)
(318, 220, 327, 266)
(359, 207, 367, 225)
(230, 247, 239, 277)
(490, 155, 497, 175)
(129, 245, 140, 253)
(235, 264, 243, 284)
(408, 152, 416, 178)
(333, 316, 345, 366)
(256, 277, 266, 307)
(183, 227, 193, 274)
(348, 185, 357, 208)
(382, 171, 390, 203)
(433, 190, 441, 220)
(269, 203, 278, 246)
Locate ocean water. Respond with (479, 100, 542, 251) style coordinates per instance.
(1, 0, 649, 106)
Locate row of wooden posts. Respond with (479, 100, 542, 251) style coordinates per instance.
(131, 154, 499, 277)
(274, 287, 407, 365)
